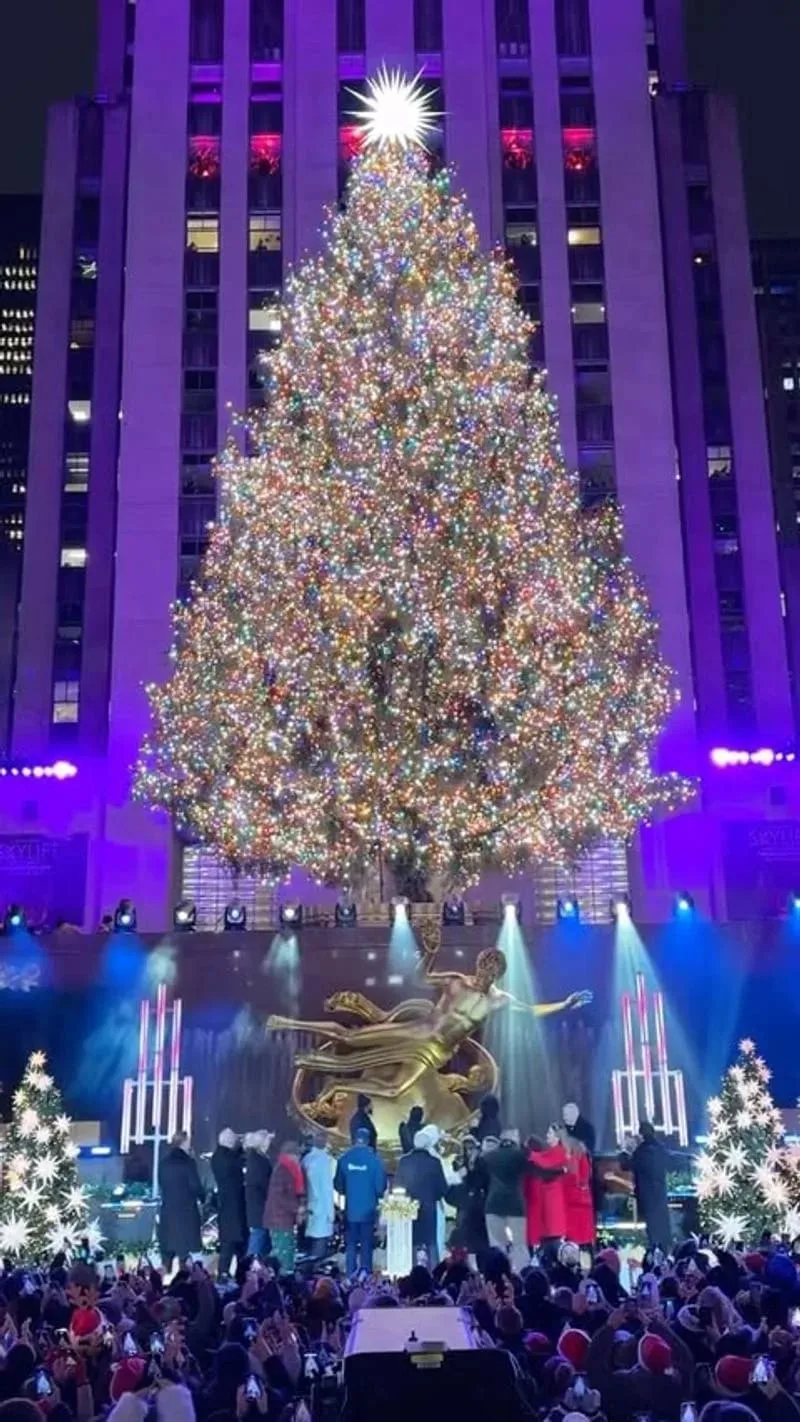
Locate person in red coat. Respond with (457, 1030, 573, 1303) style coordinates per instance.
(525, 1124, 568, 1248)
(562, 1131, 595, 1247)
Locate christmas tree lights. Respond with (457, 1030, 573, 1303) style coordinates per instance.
(136, 74, 690, 891)
(0, 1052, 101, 1260)
(696, 1039, 796, 1246)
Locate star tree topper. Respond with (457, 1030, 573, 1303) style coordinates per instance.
(348, 67, 440, 150)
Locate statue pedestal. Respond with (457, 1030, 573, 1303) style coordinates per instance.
(381, 1190, 418, 1278)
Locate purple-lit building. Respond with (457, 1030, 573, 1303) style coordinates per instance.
(6, 0, 797, 930)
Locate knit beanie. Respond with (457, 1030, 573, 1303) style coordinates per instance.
(109, 1357, 147, 1402)
(638, 1331, 673, 1374)
(714, 1355, 753, 1396)
(559, 1328, 591, 1370)
(595, 1247, 621, 1275)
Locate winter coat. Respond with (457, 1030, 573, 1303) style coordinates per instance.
(398, 1107, 425, 1155)
(303, 1146, 335, 1238)
(348, 1105, 378, 1150)
(210, 1144, 247, 1246)
(157, 1146, 204, 1259)
(525, 1143, 568, 1242)
(482, 1143, 530, 1217)
(571, 1113, 596, 1155)
(563, 1149, 595, 1245)
(264, 1154, 305, 1231)
(393, 1147, 447, 1248)
(334, 1143, 387, 1221)
(445, 1159, 489, 1255)
(244, 1149, 273, 1230)
(621, 1137, 672, 1249)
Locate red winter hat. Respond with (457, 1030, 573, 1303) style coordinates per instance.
(559, 1328, 591, 1370)
(69, 1306, 104, 1341)
(744, 1252, 765, 1276)
(110, 1357, 147, 1401)
(638, 1332, 673, 1374)
(715, 1355, 752, 1396)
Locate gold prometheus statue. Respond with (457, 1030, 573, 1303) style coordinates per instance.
(267, 920, 592, 1153)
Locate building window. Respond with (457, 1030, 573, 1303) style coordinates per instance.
(52, 680, 79, 724)
(249, 303, 281, 335)
(186, 217, 220, 253)
(783, 374, 795, 392)
(64, 454, 89, 492)
(248, 213, 281, 252)
(568, 226, 601, 246)
(337, 0, 365, 52)
(414, 0, 442, 53)
(707, 444, 732, 478)
(68, 399, 91, 425)
(60, 548, 87, 568)
(505, 221, 537, 247)
(190, 0, 223, 63)
(495, 0, 530, 56)
(556, 0, 590, 57)
(571, 301, 605, 324)
(250, 0, 283, 60)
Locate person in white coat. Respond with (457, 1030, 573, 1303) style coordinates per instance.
(303, 1133, 335, 1258)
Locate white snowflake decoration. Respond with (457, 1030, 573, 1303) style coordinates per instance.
(707, 1097, 723, 1118)
(783, 1207, 800, 1239)
(34, 1155, 58, 1186)
(35, 1125, 51, 1148)
(19, 1108, 39, 1137)
(736, 1110, 751, 1130)
(724, 1144, 747, 1173)
(45, 1204, 62, 1227)
(65, 1185, 88, 1216)
(84, 1219, 104, 1253)
(54, 1115, 72, 1136)
(739, 1039, 756, 1056)
(711, 1165, 734, 1198)
(18, 1184, 43, 1214)
(764, 1176, 789, 1209)
(65, 1141, 80, 1160)
(711, 1211, 748, 1247)
(45, 1223, 79, 1259)
(9, 1153, 28, 1177)
(0, 1215, 30, 1255)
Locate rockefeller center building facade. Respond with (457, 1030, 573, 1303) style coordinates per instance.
(7, 0, 798, 929)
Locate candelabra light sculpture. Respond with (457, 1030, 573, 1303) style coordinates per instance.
(611, 972, 688, 1146)
(120, 982, 193, 1195)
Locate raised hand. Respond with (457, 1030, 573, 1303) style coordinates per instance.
(566, 989, 593, 1009)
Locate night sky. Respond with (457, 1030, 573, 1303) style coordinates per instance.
(0, 0, 797, 239)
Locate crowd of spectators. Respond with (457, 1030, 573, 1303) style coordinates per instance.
(0, 1234, 795, 1422)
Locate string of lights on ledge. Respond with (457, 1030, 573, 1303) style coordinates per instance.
(0, 761, 77, 780)
(709, 747, 797, 767)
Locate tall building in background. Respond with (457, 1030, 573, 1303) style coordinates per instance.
(0, 195, 40, 751)
(9, 0, 797, 929)
(753, 238, 800, 729)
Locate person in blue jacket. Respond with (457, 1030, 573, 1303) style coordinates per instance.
(334, 1127, 387, 1276)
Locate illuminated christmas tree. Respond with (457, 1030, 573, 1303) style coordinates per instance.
(136, 71, 688, 893)
(0, 1052, 100, 1260)
(696, 1039, 799, 1246)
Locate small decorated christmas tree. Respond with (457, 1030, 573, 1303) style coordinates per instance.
(697, 1038, 797, 1245)
(0, 1052, 101, 1259)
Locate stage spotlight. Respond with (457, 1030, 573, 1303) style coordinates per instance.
(674, 891, 695, 917)
(557, 897, 579, 922)
(390, 896, 410, 924)
(224, 901, 247, 932)
(3, 904, 25, 934)
(173, 900, 197, 932)
(114, 899, 137, 932)
(609, 894, 632, 923)
(501, 893, 521, 923)
(279, 902, 302, 930)
(442, 898, 465, 926)
(789, 892, 800, 915)
(334, 899, 357, 927)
